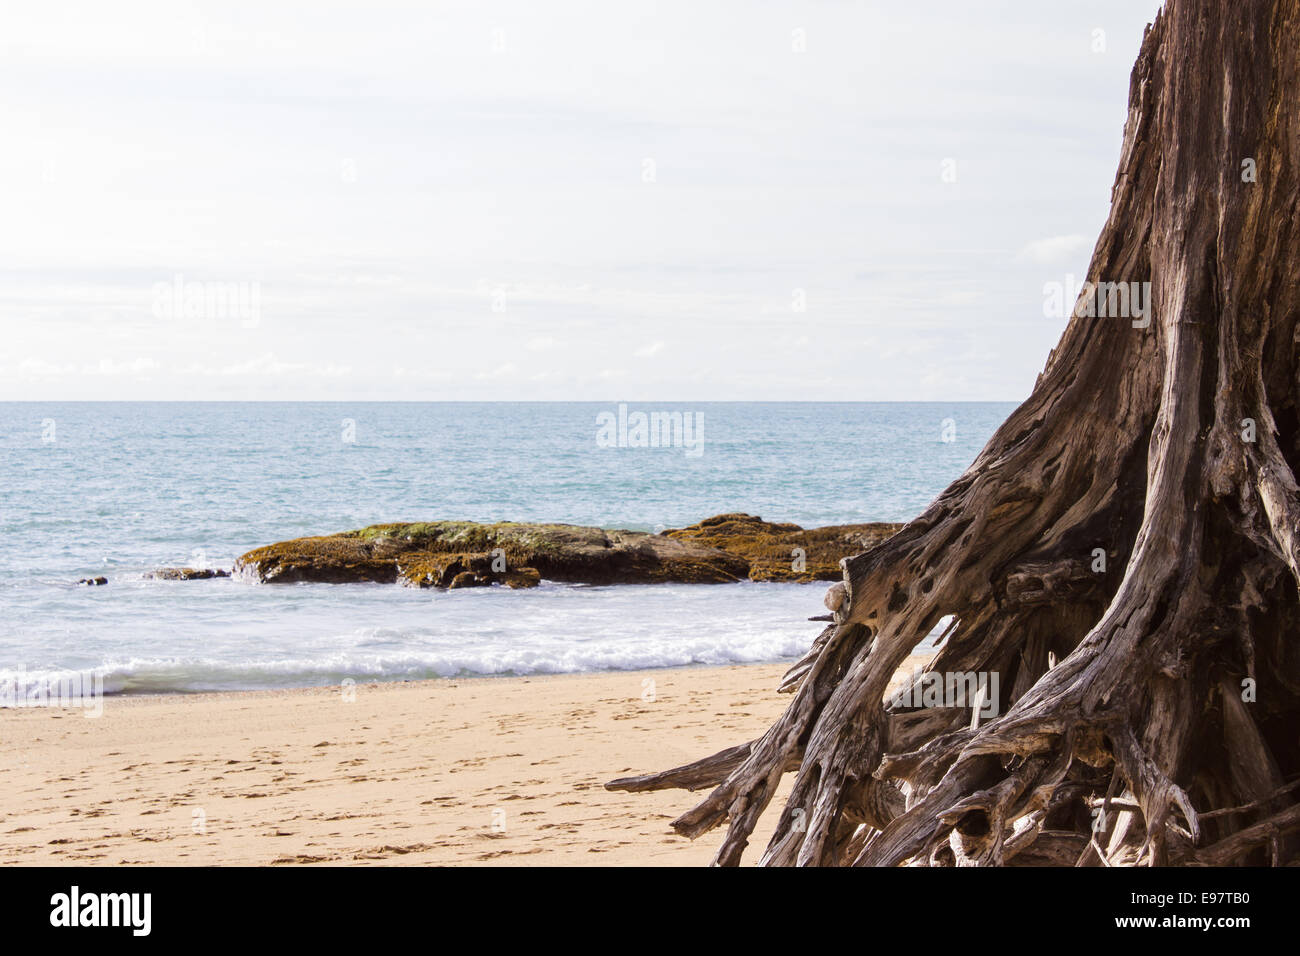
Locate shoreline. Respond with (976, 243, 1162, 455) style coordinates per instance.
(0, 657, 930, 866)
(8, 577, 853, 700)
(93, 656, 801, 700)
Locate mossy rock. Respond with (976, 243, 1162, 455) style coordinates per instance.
(234, 514, 898, 588)
(144, 568, 231, 581)
(396, 552, 542, 590)
(503, 567, 542, 589)
(448, 570, 490, 589)
(663, 513, 903, 583)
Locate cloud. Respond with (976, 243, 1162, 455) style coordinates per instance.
(181, 353, 352, 377)
(1015, 234, 1094, 265)
(0, 0, 1165, 401)
(92, 357, 158, 375)
(476, 362, 518, 380)
(18, 357, 77, 376)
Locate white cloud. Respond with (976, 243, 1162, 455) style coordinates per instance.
(17, 358, 77, 377)
(0, 0, 1165, 401)
(180, 354, 352, 377)
(93, 357, 158, 375)
(1015, 234, 1094, 265)
(477, 362, 519, 380)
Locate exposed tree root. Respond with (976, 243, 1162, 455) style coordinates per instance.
(607, 0, 1300, 865)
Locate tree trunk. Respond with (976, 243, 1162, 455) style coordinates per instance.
(607, 0, 1300, 866)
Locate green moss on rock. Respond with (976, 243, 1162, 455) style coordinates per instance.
(234, 514, 900, 588)
(663, 513, 903, 582)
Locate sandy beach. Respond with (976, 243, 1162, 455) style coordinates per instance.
(2, 656, 933, 867)
(0, 662, 847, 866)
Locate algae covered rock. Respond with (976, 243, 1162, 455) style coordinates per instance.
(232, 514, 900, 588)
(662, 513, 902, 582)
(234, 520, 749, 587)
(396, 552, 542, 589)
(145, 568, 231, 581)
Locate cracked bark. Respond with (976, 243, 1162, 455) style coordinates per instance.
(607, 0, 1300, 866)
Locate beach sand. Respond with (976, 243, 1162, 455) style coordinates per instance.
(0, 658, 929, 866)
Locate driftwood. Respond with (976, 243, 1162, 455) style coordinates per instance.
(608, 0, 1300, 866)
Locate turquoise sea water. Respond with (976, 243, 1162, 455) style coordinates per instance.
(0, 402, 1014, 693)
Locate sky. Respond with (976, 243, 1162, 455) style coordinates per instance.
(0, 0, 1166, 401)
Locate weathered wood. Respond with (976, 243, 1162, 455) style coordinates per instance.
(606, 742, 758, 793)
(609, 0, 1300, 865)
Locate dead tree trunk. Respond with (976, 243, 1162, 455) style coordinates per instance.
(608, 0, 1300, 866)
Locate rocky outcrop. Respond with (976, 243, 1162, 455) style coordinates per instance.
(234, 521, 751, 586)
(78, 576, 108, 586)
(145, 568, 231, 581)
(232, 515, 903, 588)
(663, 513, 902, 582)
(397, 552, 542, 589)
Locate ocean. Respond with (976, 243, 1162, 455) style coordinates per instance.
(0, 402, 1014, 695)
